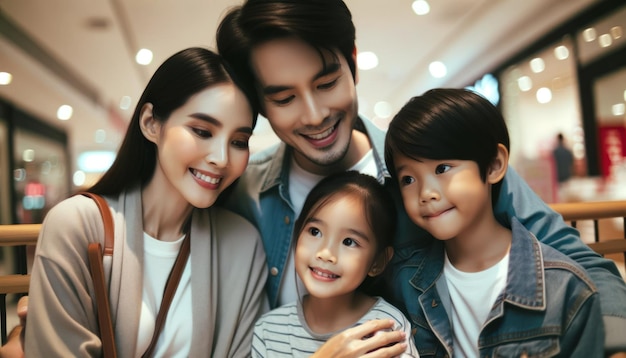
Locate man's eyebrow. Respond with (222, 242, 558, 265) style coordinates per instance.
(261, 62, 342, 96)
(189, 113, 253, 134)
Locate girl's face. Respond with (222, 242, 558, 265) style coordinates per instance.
(295, 194, 380, 300)
(145, 83, 253, 209)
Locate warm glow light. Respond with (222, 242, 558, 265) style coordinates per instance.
(554, 45, 569, 60)
(583, 28, 597, 42)
(412, 0, 430, 15)
(529, 58, 545, 73)
(57, 105, 73, 120)
(136, 49, 153, 65)
(599, 33, 613, 48)
(119, 96, 132, 110)
(612, 103, 625, 116)
(73, 171, 86, 187)
(0, 72, 12, 85)
(611, 26, 623, 40)
(517, 76, 532, 92)
(429, 61, 447, 78)
(374, 101, 392, 119)
(22, 149, 35, 162)
(536, 87, 552, 104)
(357, 51, 378, 70)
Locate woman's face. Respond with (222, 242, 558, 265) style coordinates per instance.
(148, 83, 253, 208)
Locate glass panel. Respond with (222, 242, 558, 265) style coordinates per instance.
(0, 118, 10, 224)
(13, 128, 69, 224)
(593, 65, 626, 198)
(500, 36, 584, 203)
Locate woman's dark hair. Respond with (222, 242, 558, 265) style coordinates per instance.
(385, 88, 510, 204)
(88, 47, 258, 196)
(293, 171, 396, 297)
(216, 0, 356, 113)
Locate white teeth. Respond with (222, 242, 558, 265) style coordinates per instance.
(312, 268, 338, 279)
(192, 169, 221, 184)
(307, 126, 334, 140)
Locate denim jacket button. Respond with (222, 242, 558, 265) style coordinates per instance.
(270, 267, 279, 276)
(284, 216, 290, 225)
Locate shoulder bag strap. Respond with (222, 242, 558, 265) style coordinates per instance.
(77, 192, 117, 358)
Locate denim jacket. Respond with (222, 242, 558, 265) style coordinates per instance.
(392, 218, 604, 357)
(219, 116, 626, 347)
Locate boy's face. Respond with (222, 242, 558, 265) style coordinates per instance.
(250, 37, 359, 175)
(392, 154, 494, 241)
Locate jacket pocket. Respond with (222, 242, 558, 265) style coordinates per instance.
(491, 337, 560, 357)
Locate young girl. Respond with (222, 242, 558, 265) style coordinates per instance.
(384, 88, 604, 357)
(252, 171, 418, 357)
(25, 47, 268, 357)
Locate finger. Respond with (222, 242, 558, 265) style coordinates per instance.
(348, 319, 396, 339)
(16, 296, 28, 321)
(365, 342, 409, 358)
(362, 329, 406, 351)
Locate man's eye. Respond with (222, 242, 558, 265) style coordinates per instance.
(270, 95, 294, 106)
(435, 164, 451, 174)
(318, 79, 338, 90)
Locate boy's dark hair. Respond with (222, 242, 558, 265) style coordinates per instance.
(385, 88, 510, 203)
(216, 0, 356, 114)
(293, 171, 396, 297)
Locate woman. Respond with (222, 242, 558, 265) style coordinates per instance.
(24, 47, 268, 357)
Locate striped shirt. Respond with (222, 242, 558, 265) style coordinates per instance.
(252, 296, 419, 357)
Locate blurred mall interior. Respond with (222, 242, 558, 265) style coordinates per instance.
(0, 0, 625, 333)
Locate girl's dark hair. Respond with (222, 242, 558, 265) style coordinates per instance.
(385, 88, 510, 204)
(293, 171, 396, 297)
(88, 47, 258, 196)
(216, 0, 356, 113)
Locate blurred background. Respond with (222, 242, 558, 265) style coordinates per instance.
(0, 0, 625, 333)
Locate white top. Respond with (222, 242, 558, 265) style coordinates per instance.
(443, 251, 509, 357)
(136, 232, 192, 358)
(279, 149, 377, 306)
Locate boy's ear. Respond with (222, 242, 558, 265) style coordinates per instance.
(368, 247, 394, 277)
(487, 143, 509, 184)
(139, 103, 160, 144)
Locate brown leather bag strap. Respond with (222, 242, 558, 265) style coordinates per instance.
(141, 233, 190, 358)
(78, 192, 117, 358)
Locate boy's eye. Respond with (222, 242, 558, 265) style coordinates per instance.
(318, 78, 338, 90)
(192, 128, 212, 138)
(435, 164, 451, 174)
(342, 238, 357, 247)
(400, 176, 415, 186)
(270, 95, 294, 106)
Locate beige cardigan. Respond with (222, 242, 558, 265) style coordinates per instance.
(25, 186, 268, 357)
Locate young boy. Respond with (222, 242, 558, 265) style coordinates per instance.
(384, 88, 604, 357)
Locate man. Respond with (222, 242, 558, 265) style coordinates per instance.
(216, 0, 626, 355)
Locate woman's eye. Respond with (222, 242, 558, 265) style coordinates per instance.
(435, 164, 451, 174)
(400, 176, 415, 186)
(192, 128, 212, 138)
(342, 238, 357, 247)
(232, 139, 250, 149)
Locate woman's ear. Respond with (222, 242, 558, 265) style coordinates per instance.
(487, 143, 509, 184)
(368, 247, 394, 277)
(139, 103, 159, 144)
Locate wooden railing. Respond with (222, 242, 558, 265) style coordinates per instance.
(0, 224, 39, 345)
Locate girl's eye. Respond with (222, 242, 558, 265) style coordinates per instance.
(307, 227, 322, 238)
(342, 238, 358, 247)
(318, 78, 338, 90)
(435, 164, 451, 174)
(400, 176, 415, 186)
(192, 128, 212, 138)
(231, 139, 250, 149)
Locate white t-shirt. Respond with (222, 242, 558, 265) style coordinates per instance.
(278, 149, 377, 306)
(443, 251, 509, 358)
(136, 232, 192, 357)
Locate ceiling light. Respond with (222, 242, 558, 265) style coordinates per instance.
(22, 149, 35, 162)
(517, 76, 532, 92)
(119, 96, 132, 110)
(612, 103, 625, 116)
(136, 49, 153, 65)
(428, 61, 447, 78)
(57, 105, 73, 120)
(536, 87, 552, 104)
(0, 72, 12, 85)
(529, 58, 545, 73)
(554, 45, 569, 60)
(582, 28, 597, 42)
(78, 151, 116, 172)
(599, 33, 612, 48)
(412, 0, 430, 15)
(611, 26, 622, 40)
(374, 101, 392, 119)
(357, 51, 379, 70)
(73, 170, 86, 187)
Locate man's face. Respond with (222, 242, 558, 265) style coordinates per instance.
(250, 37, 359, 175)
